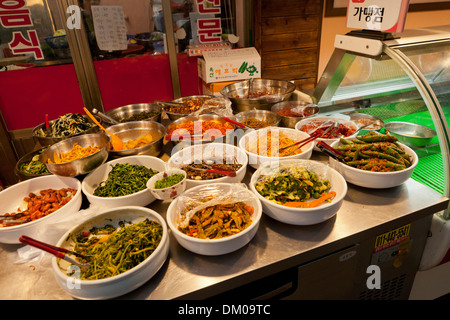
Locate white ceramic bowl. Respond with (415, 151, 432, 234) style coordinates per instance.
(147, 169, 187, 200)
(238, 127, 314, 169)
(295, 116, 358, 150)
(166, 183, 262, 255)
(82, 155, 166, 208)
(249, 159, 347, 225)
(0, 175, 82, 244)
(167, 143, 248, 189)
(51, 206, 169, 300)
(329, 139, 418, 189)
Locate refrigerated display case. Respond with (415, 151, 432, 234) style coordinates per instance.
(312, 25, 450, 271)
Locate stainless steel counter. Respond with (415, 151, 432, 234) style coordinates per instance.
(0, 155, 448, 300)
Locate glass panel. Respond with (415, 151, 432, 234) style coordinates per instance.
(0, 0, 72, 71)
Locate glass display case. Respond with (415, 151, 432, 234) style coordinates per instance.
(313, 25, 450, 220)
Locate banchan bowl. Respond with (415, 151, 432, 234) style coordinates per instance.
(82, 155, 166, 208)
(271, 101, 319, 128)
(52, 206, 169, 300)
(250, 159, 347, 225)
(234, 109, 281, 130)
(166, 183, 262, 255)
(106, 121, 166, 158)
(147, 168, 187, 200)
(329, 138, 418, 189)
(15, 146, 52, 181)
(295, 116, 358, 150)
(105, 103, 162, 123)
(238, 127, 314, 169)
(167, 142, 248, 189)
(0, 175, 82, 244)
(220, 78, 296, 112)
(39, 133, 110, 177)
(163, 95, 215, 121)
(32, 114, 99, 147)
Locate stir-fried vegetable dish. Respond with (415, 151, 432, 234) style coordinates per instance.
(35, 113, 95, 138)
(0, 188, 76, 227)
(255, 166, 334, 208)
(178, 202, 254, 239)
(19, 154, 50, 175)
(246, 130, 304, 157)
(94, 163, 158, 197)
(68, 219, 163, 280)
(155, 173, 184, 189)
(335, 131, 412, 172)
(118, 110, 160, 122)
(48, 143, 101, 164)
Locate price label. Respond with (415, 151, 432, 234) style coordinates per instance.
(374, 224, 410, 252)
(346, 0, 410, 32)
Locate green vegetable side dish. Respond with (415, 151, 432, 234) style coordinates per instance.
(19, 154, 50, 175)
(68, 219, 163, 280)
(154, 173, 184, 189)
(94, 163, 158, 197)
(255, 166, 331, 205)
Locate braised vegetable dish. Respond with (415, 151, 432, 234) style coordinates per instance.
(335, 131, 412, 172)
(178, 202, 254, 239)
(35, 113, 95, 138)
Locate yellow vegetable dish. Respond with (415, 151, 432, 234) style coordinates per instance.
(124, 133, 154, 150)
(247, 131, 303, 157)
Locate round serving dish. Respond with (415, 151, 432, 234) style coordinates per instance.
(271, 101, 319, 128)
(250, 159, 347, 225)
(0, 175, 82, 244)
(15, 147, 52, 181)
(235, 109, 281, 130)
(295, 116, 358, 150)
(147, 168, 187, 200)
(39, 133, 110, 177)
(82, 155, 166, 208)
(167, 142, 248, 189)
(106, 120, 166, 158)
(384, 121, 437, 147)
(238, 127, 314, 169)
(166, 183, 262, 255)
(220, 78, 296, 112)
(329, 137, 418, 189)
(52, 206, 169, 300)
(106, 103, 162, 123)
(32, 114, 99, 147)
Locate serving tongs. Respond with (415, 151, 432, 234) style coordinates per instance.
(187, 164, 237, 177)
(91, 108, 118, 125)
(316, 140, 346, 163)
(280, 121, 337, 153)
(19, 235, 90, 270)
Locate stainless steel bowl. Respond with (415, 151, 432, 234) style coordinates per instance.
(32, 115, 99, 147)
(271, 101, 319, 128)
(163, 95, 215, 121)
(384, 121, 437, 147)
(349, 113, 384, 131)
(235, 110, 281, 129)
(220, 79, 296, 112)
(105, 103, 162, 123)
(15, 147, 52, 181)
(39, 133, 110, 177)
(167, 114, 236, 146)
(107, 121, 166, 158)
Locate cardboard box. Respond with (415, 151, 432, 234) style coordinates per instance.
(198, 47, 261, 83)
(201, 80, 239, 96)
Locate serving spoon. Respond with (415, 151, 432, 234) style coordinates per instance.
(83, 107, 124, 151)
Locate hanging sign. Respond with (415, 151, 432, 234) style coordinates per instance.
(0, 0, 44, 60)
(346, 0, 410, 33)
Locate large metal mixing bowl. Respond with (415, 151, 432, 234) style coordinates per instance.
(106, 103, 162, 123)
(220, 79, 296, 112)
(384, 121, 437, 147)
(32, 115, 99, 147)
(107, 120, 166, 158)
(39, 133, 110, 177)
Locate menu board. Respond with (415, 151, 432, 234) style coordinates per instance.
(91, 5, 127, 51)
